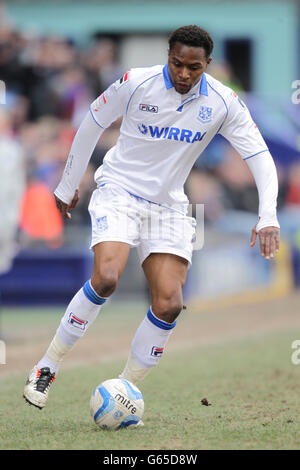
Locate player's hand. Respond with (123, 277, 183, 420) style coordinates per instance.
(250, 224, 280, 260)
(54, 190, 79, 220)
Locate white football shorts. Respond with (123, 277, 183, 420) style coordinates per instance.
(88, 184, 196, 265)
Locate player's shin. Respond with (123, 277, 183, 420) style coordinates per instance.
(119, 307, 176, 384)
(37, 280, 107, 374)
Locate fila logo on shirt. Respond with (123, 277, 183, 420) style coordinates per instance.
(139, 103, 158, 113)
(138, 123, 206, 143)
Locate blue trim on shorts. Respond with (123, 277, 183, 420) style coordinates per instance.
(147, 307, 176, 330)
(83, 280, 107, 305)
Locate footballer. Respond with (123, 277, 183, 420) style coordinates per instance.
(23, 25, 280, 415)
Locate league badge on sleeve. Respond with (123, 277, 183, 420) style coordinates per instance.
(114, 71, 130, 90)
(197, 106, 213, 123)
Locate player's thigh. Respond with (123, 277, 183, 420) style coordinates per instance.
(143, 253, 188, 291)
(91, 241, 130, 292)
(142, 253, 188, 319)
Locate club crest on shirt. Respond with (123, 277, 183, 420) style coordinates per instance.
(197, 105, 213, 123)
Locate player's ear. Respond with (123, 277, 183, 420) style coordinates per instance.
(205, 57, 212, 70)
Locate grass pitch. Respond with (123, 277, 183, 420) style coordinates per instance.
(0, 296, 300, 450)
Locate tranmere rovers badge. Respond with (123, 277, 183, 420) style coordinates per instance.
(197, 106, 213, 123)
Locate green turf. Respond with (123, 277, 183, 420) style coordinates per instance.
(0, 301, 147, 329)
(1, 325, 300, 450)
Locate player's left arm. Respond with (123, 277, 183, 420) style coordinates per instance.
(246, 152, 280, 260)
(250, 223, 280, 261)
(219, 92, 280, 260)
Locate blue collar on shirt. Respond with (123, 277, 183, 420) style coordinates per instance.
(163, 64, 208, 96)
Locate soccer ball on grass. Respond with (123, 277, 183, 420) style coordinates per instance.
(90, 378, 144, 430)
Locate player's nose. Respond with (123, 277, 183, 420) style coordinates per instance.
(178, 67, 190, 81)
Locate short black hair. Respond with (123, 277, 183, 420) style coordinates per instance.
(168, 25, 214, 58)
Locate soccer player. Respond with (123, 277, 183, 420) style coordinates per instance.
(23, 25, 280, 411)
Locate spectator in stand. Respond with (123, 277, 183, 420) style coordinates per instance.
(82, 36, 124, 97)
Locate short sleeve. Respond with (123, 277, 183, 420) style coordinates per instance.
(219, 92, 268, 160)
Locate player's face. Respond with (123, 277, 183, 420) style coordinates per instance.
(168, 42, 211, 95)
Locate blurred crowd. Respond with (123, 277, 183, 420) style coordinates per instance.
(1, 21, 300, 269)
(0, 23, 124, 261)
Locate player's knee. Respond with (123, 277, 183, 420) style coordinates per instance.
(91, 269, 118, 298)
(152, 295, 183, 324)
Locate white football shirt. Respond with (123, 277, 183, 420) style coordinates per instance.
(55, 64, 279, 229)
(90, 65, 268, 206)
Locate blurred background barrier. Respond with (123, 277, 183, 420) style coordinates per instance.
(0, 248, 146, 305)
(185, 236, 294, 312)
(0, 0, 299, 307)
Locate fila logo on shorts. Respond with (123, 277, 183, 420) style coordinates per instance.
(68, 313, 88, 330)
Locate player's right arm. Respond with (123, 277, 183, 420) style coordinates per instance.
(54, 72, 131, 218)
(54, 189, 79, 220)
